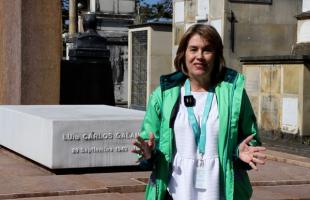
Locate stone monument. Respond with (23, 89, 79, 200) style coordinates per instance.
(61, 13, 115, 105)
(69, 13, 110, 61)
(0, 105, 144, 169)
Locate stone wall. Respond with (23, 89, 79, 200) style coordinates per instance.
(225, 0, 302, 71)
(172, 0, 301, 72)
(242, 56, 310, 138)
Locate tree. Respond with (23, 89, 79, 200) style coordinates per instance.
(61, 0, 69, 33)
(138, 0, 172, 23)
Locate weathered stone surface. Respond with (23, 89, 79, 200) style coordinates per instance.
(297, 19, 310, 43)
(0, 105, 144, 169)
(174, 24, 184, 46)
(243, 61, 310, 139)
(261, 95, 280, 131)
(185, 0, 196, 22)
(303, 94, 310, 136)
(283, 64, 301, 95)
(261, 65, 281, 94)
(248, 95, 259, 122)
(0, 1, 61, 104)
(244, 65, 260, 94)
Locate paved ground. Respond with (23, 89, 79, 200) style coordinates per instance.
(0, 146, 309, 200)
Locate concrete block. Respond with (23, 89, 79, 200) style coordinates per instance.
(174, 24, 184, 46)
(174, 1, 184, 23)
(0, 105, 144, 169)
(244, 65, 260, 94)
(119, 0, 135, 14)
(297, 19, 310, 43)
(281, 96, 299, 134)
(185, 0, 196, 22)
(261, 65, 280, 94)
(283, 65, 301, 95)
(248, 95, 260, 123)
(261, 95, 280, 131)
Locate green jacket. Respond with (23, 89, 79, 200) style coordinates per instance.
(140, 68, 261, 200)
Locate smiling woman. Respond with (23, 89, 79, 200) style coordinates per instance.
(184, 34, 215, 91)
(132, 24, 266, 200)
(174, 25, 225, 90)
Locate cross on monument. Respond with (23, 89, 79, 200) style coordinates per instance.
(227, 10, 238, 52)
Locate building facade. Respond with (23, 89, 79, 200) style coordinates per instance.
(172, 0, 302, 71)
(172, 0, 310, 140)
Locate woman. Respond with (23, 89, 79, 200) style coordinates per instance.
(132, 24, 266, 200)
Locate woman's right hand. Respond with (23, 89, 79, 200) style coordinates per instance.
(131, 132, 155, 162)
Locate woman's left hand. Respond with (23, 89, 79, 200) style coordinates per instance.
(238, 134, 267, 170)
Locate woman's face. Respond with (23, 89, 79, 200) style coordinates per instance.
(185, 34, 215, 80)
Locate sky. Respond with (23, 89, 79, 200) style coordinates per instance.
(144, 0, 162, 5)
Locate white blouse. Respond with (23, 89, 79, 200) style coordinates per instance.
(168, 86, 220, 200)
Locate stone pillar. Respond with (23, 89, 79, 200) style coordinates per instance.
(0, 0, 22, 104)
(0, 0, 61, 104)
(90, 0, 96, 12)
(69, 0, 77, 36)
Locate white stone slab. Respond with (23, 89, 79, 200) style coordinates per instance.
(0, 105, 145, 169)
(303, 0, 310, 12)
(297, 20, 310, 43)
(210, 19, 223, 39)
(281, 97, 298, 134)
(196, 0, 209, 21)
(174, 1, 184, 23)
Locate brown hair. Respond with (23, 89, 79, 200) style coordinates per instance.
(174, 24, 225, 83)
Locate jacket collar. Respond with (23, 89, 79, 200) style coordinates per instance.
(159, 67, 239, 91)
(160, 70, 187, 91)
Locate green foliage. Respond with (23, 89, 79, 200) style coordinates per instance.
(138, 0, 172, 23)
(61, 0, 69, 33)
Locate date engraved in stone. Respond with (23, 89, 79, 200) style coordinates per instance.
(71, 146, 130, 154)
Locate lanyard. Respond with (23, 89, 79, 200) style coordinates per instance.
(184, 79, 214, 155)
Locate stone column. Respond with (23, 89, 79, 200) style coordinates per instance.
(69, 0, 77, 36)
(90, 0, 97, 12)
(0, 0, 22, 104)
(0, 0, 61, 104)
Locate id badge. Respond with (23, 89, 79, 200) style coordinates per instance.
(194, 160, 207, 189)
